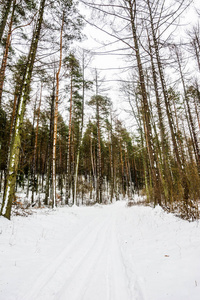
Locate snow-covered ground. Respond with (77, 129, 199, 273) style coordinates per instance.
(0, 200, 200, 300)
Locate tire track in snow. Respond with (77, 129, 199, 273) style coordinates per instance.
(56, 213, 113, 300)
(115, 208, 147, 300)
(21, 214, 106, 300)
(77, 207, 132, 300)
(22, 204, 146, 300)
(109, 212, 133, 300)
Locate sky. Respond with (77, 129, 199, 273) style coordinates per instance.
(74, 0, 199, 133)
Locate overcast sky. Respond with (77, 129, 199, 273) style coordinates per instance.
(75, 0, 199, 132)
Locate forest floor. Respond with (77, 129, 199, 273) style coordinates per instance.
(0, 199, 200, 300)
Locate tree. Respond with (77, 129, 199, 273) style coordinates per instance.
(0, 0, 37, 107)
(0, 0, 13, 43)
(0, 0, 46, 219)
(88, 94, 111, 203)
(64, 53, 82, 204)
(52, 12, 64, 209)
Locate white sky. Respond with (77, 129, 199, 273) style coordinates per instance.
(74, 0, 199, 133)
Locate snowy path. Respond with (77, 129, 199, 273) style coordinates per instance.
(0, 201, 200, 300)
(22, 205, 132, 300)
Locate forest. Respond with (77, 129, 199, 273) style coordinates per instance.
(0, 0, 200, 220)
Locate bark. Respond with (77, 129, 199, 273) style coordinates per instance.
(0, 0, 36, 107)
(90, 131, 96, 197)
(9, 90, 18, 140)
(190, 25, 200, 72)
(0, 0, 16, 107)
(146, 0, 190, 204)
(127, 0, 161, 204)
(148, 36, 174, 203)
(124, 145, 133, 198)
(109, 114, 114, 202)
(58, 136, 63, 203)
(119, 140, 125, 198)
(193, 94, 200, 131)
(52, 13, 64, 208)
(66, 73, 73, 204)
(32, 84, 43, 204)
(0, 0, 46, 219)
(70, 128, 75, 203)
(0, 0, 13, 43)
(44, 84, 55, 205)
(193, 39, 200, 71)
(74, 57, 85, 205)
(175, 48, 200, 170)
(96, 96, 102, 203)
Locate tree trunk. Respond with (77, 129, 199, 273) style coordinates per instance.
(148, 32, 173, 203)
(175, 47, 200, 171)
(127, 0, 161, 204)
(0, 0, 46, 219)
(66, 74, 73, 204)
(52, 13, 64, 208)
(146, 0, 190, 205)
(44, 85, 55, 205)
(0, 0, 13, 43)
(96, 96, 102, 203)
(109, 113, 114, 202)
(32, 83, 42, 204)
(0, 0, 16, 107)
(74, 54, 85, 205)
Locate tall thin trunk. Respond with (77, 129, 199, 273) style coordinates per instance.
(146, 0, 190, 204)
(109, 113, 114, 202)
(127, 0, 161, 204)
(96, 96, 102, 203)
(175, 47, 200, 170)
(0, 0, 46, 219)
(191, 28, 200, 71)
(3, 87, 19, 177)
(124, 145, 131, 197)
(32, 83, 42, 204)
(58, 135, 63, 203)
(71, 127, 75, 203)
(119, 139, 125, 198)
(74, 54, 85, 205)
(0, 0, 13, 43)
(90, 131, 96, 196)
(193, 94, 200, 131)
(94, 72, 102, 203)
(0, 1, 36, 107)
(148, 32, 173, 202)
(66, 74, 73, 204)
(0, 0, 16, 107)
(52, 13, 64, 209)
(44, 84, 55, 205)
(134, 92, 151, 201)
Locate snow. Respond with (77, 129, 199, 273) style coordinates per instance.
(0, 200, 200, 300)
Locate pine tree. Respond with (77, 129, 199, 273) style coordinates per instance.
(0, 0, 46, 219)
